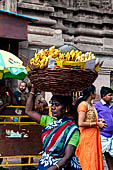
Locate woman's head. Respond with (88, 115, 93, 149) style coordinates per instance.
(82, 85, 96, 101)
(100, 86, 113, 102)
(75, 85, 96, 113)
(50, 95, 73, 119)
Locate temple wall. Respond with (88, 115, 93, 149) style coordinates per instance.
(1, 0, 113, 95)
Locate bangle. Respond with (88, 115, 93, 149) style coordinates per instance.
(54, 163, 60, 170)
(96, 121, 98, 126)
(30, 92, 35, 95)
(89, 122, 91, 127)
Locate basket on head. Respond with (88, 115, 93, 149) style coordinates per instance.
(28, 67, 98, 94)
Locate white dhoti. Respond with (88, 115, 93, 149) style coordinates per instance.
(101, 135, 113, 157)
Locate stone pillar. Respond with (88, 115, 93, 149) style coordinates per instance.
(94, 71, 111, 95)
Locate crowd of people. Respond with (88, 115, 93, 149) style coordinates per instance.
(0, 80, 48, 170)
(0, 79, 113, 170)
(0, 80, 17, 170)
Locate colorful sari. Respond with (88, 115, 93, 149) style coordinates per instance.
(37, 118, 82, 170)
(76, 102, 104, 170)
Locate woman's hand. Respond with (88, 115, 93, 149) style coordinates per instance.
(25, 84, 42, 124)
(47, 144, 76, 170)
(98, 118, 105, 123)
(31, 84, 36, 93)
(97, 120, 107, 129)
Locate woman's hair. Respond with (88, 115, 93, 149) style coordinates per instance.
(75, 85, 96, 121)
(100, 86, 113, 98)
(82, 85, 96, 101)
(51, 95, 72, 107)
(76, 85, 95, 105)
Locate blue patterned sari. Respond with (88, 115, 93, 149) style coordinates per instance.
(37, 118, 82, 170)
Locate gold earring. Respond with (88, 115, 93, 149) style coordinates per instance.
(65, 107, 68, 113)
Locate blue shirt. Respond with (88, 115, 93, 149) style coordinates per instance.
(94, 99, 113, 137)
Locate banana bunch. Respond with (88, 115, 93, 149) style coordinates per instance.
(30, 46, 61, 69)
(29, 46, 96, 69)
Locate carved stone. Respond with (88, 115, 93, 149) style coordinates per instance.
(0, 0, 17, 12)
(18, 2, 54, 12)
(76, 0, 88, 7)
(89, 0, 101, 8)
(28, 25, 57, 36)
(102, 0, 112, 9)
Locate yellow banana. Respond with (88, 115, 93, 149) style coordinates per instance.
(34, 53, 38, 58)
(79, 51, 82, 56)
(40, 59, 46, 64)
(80, 54, 85, 61)
(75, 56, 81, 62)
(44, 49, 49, 56)
(49, 46, 55, 55)
(65, 52, 70, 61)
(70, 50, 75, 56)
(40, 63, 45, 69)
(35, 63, 40, 68)
(71, 53, 76, 61)
(45, 59, 49, 67)
(30, 58, 34, 65)
(67, 55, 71, 61)
(75, 50, 79, 55)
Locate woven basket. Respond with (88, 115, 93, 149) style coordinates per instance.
(28, 68, 98, 93)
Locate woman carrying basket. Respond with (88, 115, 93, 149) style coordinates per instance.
(75, 85, 107, 170)
(25, 85, 82, 170)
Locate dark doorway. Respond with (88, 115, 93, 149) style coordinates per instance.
(0, 38, 19, 56)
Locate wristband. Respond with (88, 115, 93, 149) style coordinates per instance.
(96, 121, 98, 126)
(30, 91, 35, 95)
(55, 163, 60, 170)
(89, 122, 91, 127)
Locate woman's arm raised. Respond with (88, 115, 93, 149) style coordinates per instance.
(25, 85, 42, 124)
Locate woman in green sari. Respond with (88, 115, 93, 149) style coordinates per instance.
(25, 85, 82, 170)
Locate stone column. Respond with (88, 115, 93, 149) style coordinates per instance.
(94, 71, 111, 95)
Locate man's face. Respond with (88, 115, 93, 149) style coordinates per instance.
(19, 82, 26, 93)
(103, 93, 113, 102)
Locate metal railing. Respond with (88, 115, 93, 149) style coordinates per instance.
(0, 155, 41, 167)
(0, 105, 51, 167)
